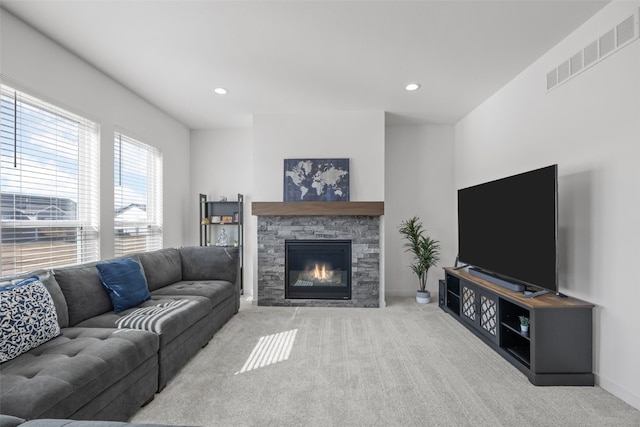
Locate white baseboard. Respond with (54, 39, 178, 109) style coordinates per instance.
(385, 289, 420, 298)
(596, 373, 640, 411)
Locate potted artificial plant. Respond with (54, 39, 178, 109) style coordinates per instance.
(519, 315, 530, 334)
(399, 216, 441, 304)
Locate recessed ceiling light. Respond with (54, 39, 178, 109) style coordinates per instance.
(214, 88, 228, 95)
(405, 83, 421, 91)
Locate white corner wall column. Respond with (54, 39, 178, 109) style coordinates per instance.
(384, 124, 456, 298)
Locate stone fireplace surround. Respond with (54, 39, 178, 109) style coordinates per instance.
(253, 202, 383, 308)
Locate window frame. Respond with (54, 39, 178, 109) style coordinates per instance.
(113, 131, 163, 256)
(0, 83, 100, 277)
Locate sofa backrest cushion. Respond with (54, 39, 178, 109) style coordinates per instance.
(180, 246, 239, 283)
(37, 271, 70, 329)
(138, 248, 182, 291)
(0, 278, 61, 363)
(96, 258, 151, 313)
(0, 414, 24, 427)
(54, 263, 113, 326)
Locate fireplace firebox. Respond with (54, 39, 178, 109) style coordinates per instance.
(285, 240, 351, 300)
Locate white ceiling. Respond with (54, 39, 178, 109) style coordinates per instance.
(1, 1, 609, 129)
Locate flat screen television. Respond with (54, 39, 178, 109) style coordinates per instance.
(457, 164, 558, 294)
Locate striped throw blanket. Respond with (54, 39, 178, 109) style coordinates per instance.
(116, 300, 192, 334)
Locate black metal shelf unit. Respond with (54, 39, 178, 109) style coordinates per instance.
(199, 193, 243, 293)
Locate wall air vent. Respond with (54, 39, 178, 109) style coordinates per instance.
(558, 59, 570, 83)
(570, 51, 584, 75)
(546, 8, 639, 92)
(546, 69, 558, 91)
(617, 15, 635, 46)
(583, 40, 598, 67)
(599, 28, 616, 57)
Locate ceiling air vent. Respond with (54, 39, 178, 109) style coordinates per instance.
(547, 8, 639, 92)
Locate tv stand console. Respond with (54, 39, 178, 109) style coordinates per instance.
(441, 267, 594, 386)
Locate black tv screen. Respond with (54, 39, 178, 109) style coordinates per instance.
(457, 165, 558, 293)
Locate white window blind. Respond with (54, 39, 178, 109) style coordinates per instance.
(0, 85, 100, 277)
(114, 132, 163, 256)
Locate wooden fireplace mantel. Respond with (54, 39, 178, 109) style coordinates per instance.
(252, 201, 384, 216)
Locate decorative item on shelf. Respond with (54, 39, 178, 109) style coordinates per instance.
(519, 316, 530, 334)
(398, 216, 441, 304)
(219, 196, 228, 202)
(221, 215, 233, 224)
(216, 229, 228, 247)
(210, 215, 221, 224)
(201, 217, 209, 225)
(233, 239, 238, 248)
(233, 212, 239, 223)
(283, 158, 350, 201)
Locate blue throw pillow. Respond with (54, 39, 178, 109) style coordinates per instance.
(0, 277, 61, 363)
(96, 258, 151, 313)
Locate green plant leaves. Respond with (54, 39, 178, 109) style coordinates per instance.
(398, 216, 441, 292)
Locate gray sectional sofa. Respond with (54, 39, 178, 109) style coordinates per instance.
(0, 414, 191, 427)
(0, 246, 240, 423)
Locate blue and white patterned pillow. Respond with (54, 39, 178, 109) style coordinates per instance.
(0, 277, 61, 363)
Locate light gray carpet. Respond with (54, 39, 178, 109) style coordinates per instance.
(131, 298, 640, 426)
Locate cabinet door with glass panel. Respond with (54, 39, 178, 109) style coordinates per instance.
(460, 281, 499, 345)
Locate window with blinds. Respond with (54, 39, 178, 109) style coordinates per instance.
(114, 132, 163, 256)
(0, 85, 100, 277)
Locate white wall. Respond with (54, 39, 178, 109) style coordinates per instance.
(189, 128, 253, 245)
(385, 125, 456, 297)
(252, 112, 385, 201)
(0, 9, 191, 257)
(189, 117, 460, 305)
(189, 128, 253, 291)
(189, 113, 387, 300)
(251, 111, 386, 300)
(455, 1, 640, 410)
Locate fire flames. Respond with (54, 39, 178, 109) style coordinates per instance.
(297, 263, 336, 283)
(296, 262, 345, 286)
(313, 263, 327, 280)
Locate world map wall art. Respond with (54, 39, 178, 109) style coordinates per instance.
(283, 158, 350, 202)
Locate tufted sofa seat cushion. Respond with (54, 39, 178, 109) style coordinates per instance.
(0, 328, 158, 420)
(73, 296, 211, 348)
(71, 296, 212, 391)
(150, 280, 234, 309)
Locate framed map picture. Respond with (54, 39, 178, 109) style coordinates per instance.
(283, 158, 349, 201)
